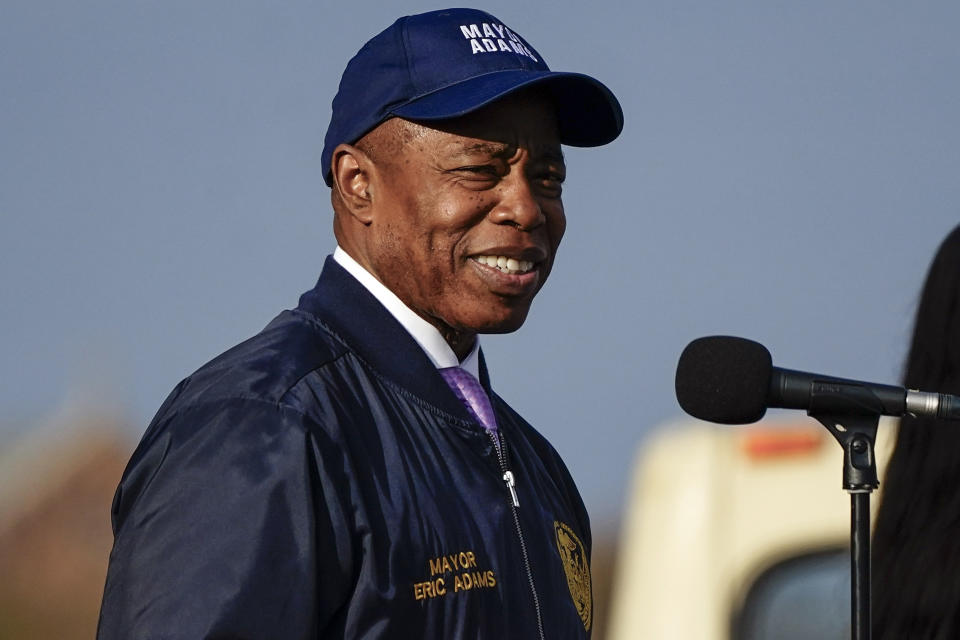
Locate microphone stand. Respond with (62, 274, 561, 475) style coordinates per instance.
(811, 410, 879, 640)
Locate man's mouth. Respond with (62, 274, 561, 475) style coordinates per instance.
(472, 255, 536, 275)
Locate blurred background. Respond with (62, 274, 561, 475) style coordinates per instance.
(1, 1, 958, 637)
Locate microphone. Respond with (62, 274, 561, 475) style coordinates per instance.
(675, 335, 960, 425)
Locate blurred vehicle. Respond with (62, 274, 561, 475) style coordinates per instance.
(605, 417, 896, 640)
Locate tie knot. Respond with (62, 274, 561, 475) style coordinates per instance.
(439, 367, 497, 432)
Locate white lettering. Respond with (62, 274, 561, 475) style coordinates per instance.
(461, 25, 538, 62)
(460, 24, 482, 39)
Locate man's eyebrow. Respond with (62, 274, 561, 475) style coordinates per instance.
(452, 142, 566, 164)
(453, 141, 511, 156)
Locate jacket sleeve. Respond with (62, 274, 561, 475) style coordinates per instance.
(97, 398, 355, 639)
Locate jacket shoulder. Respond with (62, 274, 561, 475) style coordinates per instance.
(156, 309, 348, 419)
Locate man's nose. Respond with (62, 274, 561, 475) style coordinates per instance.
(489, 175, 544, 231)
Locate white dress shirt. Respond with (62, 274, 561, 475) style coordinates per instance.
(333, 247, 481, 379)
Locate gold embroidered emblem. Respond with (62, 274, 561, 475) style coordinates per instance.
(554, 520, 592, 631)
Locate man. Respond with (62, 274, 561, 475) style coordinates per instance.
(98, 8, 622, 639)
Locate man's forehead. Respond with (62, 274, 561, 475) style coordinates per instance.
(415, 96, 562, 155)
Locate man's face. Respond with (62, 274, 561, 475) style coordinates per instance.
(364, 96, 567, 341)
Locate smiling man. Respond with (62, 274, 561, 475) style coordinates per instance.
(98, 8, 622, 639)
(332, 94, 567, 357)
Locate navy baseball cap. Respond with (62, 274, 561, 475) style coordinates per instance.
(322, 8, 624, 186)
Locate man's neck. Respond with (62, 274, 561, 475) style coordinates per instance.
(439, 328, 476, 362)
(332, 247, 481, 377)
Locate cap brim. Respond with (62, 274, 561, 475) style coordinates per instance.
(390, 70, 623, 147)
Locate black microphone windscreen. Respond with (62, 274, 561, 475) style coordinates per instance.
(675, 336, 773, 424)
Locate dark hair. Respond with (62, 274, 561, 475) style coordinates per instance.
(873, 224, 960, 638)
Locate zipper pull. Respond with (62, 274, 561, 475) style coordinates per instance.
(503, 470, 520, 507)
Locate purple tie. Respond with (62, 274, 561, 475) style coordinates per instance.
(439, 367, 498, 432)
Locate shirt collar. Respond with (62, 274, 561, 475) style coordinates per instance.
(333, 247, 480, 378)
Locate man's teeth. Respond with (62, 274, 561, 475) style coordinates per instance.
(474, 255, 535, 274)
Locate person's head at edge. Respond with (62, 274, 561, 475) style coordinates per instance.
(872, 224, 960, 638)
(321, 8, 624, 359)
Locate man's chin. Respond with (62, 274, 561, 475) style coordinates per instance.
(468, 308, 532, 335)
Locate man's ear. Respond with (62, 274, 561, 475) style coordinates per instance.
(332, 143, 376, 224)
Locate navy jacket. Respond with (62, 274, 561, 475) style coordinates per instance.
(98, 257, 593, 639)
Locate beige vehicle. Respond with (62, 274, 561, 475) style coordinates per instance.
(605, 417, 896, 640)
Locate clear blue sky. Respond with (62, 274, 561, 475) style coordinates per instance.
(2, 1, 958, 527)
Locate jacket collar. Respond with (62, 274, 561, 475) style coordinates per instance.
(296, 256, 492, 422)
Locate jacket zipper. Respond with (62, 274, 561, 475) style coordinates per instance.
(489, 430, 546, 640)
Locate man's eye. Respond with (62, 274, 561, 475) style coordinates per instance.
(537, 172, 565, 196)
(459, 165, 499, 177)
